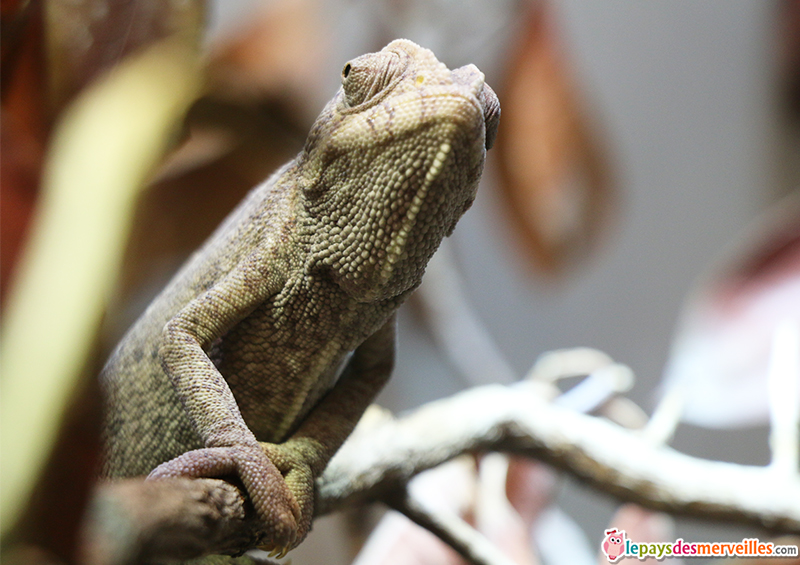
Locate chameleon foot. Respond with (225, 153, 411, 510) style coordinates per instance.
(259, 442, 316, 546)
(148, 444, 301, 549)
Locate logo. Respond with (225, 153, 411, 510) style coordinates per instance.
(602, 528, 627, 562)
(599, 531, 798, 561)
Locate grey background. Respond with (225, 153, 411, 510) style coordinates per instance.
(210, 1, 782, 562)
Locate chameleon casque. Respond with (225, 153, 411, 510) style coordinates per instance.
(101, 39, 500, 555)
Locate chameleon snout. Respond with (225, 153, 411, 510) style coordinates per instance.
(450, 63, 501, 150)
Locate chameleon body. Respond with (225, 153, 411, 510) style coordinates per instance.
(100, 39, 499, 553)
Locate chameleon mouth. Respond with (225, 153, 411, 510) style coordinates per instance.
(480, 83, 500, 150)
(450, 64, 500, 150)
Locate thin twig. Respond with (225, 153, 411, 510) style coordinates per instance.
(384, 489, 518, 565)
(415, 241, 518, 386)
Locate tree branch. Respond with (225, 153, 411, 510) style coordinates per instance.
(319, 384, 800, 530)
(83, 383, 800, 564)
(80, 477, 261, 564)
(384, 488, 518, 565)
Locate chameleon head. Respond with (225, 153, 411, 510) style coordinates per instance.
(302, 39, 500, 302)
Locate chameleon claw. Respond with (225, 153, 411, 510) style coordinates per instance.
(260, 545, 289, 559)
(258, 542, 276, 554)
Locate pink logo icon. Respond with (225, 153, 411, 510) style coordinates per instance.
(602, 528, 626, 562)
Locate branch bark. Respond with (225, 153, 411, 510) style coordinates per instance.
(319, 383, 800, 529)
(384, 489, 519, 565)
(83, 383, 800, 564)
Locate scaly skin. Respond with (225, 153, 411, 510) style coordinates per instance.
(100, 39, 500, 554)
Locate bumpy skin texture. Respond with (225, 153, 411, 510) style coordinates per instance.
(101, 39, 500, 553)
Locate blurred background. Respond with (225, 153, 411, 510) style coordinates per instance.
(2, 0, 799, 563)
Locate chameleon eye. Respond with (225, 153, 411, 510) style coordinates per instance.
(341, 51, 406, 108)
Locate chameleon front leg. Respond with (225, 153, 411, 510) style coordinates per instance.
(146, 260, 302, 550)
(259, 315, 397, 548)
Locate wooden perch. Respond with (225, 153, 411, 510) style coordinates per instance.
(384, 489, 519, 565)
(83, 383, 800, 564)
(319, 383, 800, 527)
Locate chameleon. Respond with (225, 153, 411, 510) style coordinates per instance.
(100, 38, 500, 556)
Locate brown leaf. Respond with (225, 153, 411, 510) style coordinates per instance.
(206, 0, 328, 110)
(46, 0, 205, 110)
(1, 0, 207, 305)
(110, 0, 329, 330)
(779, 0, 800, 117)
(2, 34, 203, 561)
(1, 0, 48, 305)
(495, 1, 614, 275)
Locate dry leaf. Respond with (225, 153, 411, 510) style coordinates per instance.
(0, 36, 203, 557)
(110, 0, 329, 327)
(206, 0, 328, 111)
(495, 1, 614, 275)
(1, 0, 49, 304)
(45, 0, 205, 110)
